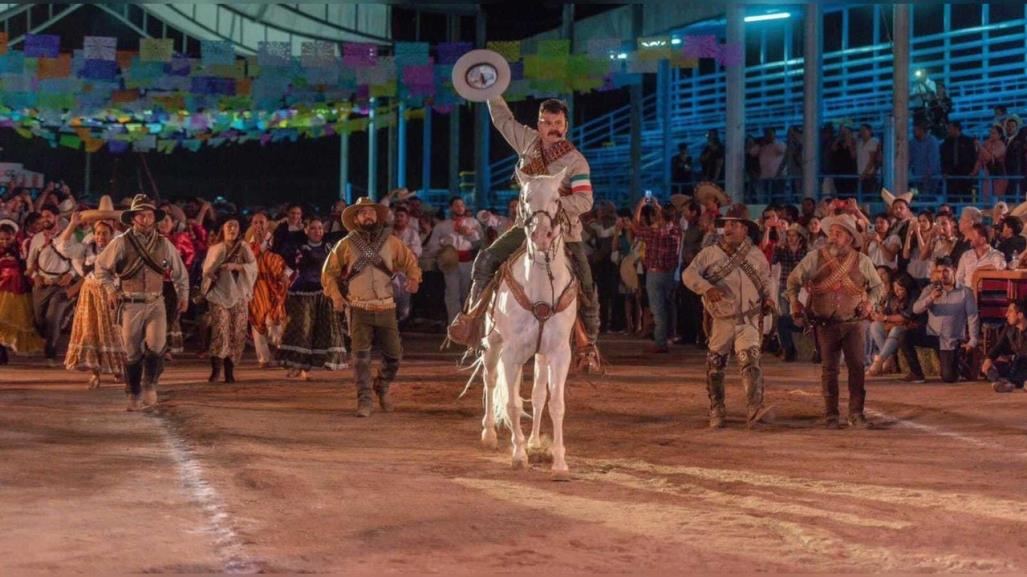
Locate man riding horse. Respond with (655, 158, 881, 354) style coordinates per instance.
(451, 96, 600, 371)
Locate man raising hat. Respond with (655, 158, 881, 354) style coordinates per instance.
(94, 194, 189, 411)
(323, 197, 422, 417)
(786, 213, 884, 429)
(682, 204, 774, 429)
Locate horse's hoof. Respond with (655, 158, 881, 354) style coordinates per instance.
(481, 431, 498, 450)
(551, 468, 571, 482)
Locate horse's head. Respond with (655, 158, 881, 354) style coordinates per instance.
(516, 166, 566, 254)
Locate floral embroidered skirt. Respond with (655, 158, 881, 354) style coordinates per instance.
(209, 300, 250, 362)
(64, 277, 125, 374)
(276, 291, 347, 370)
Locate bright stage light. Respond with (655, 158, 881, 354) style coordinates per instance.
(744, 12, 791, 23)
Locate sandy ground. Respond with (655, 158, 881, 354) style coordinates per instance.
(4, 333, 1027, 574)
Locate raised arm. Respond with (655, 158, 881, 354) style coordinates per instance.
(487, 96, 537, 154)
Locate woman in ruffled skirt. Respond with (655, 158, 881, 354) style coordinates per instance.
(0, 218, 44, 362)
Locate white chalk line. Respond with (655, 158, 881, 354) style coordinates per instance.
(156, 416, 262, 574)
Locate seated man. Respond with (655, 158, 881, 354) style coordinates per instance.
(983, 299, 1027, 392)
(454, 96, 599, 369)
(900, 256, 979, 383)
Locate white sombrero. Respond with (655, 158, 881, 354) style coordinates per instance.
(451, 49, 511, 102)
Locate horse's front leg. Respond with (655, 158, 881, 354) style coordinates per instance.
(547, 344, 573, 479)
(528, 353, 548, 451)
(480, 337, 501, 450)
(500, 349, 528, 469)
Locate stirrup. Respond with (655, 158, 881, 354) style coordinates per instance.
(574, 342, 603, 374)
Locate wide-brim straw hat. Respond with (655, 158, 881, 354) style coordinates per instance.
(669, 193, 692, 211)
(341, 197, 389, 231)
(120, 194, 164, 225)
(0, 217, 18, 233)
(821, 214, 863, 247)
(881, 187, 915, 207)
(162, 202, 187, 224)
(619, 252, 640, 292)
(437, 244, 460, 272)
(390, 187, 416, 202)
(715, 202, 760, 238)
(1010, 200, 1027, 221)
(79, 195, 122, 224)
(786, 222, 810, 242)
(694, 182, 729, 207)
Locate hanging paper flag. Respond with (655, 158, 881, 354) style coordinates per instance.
(393, 42, 428, 66)
(402, 64, 433, 88)
(37, 54, 71, 79)
(637, 36, 672, 61)
(670, 53, 698, 69)
(436, 42, 471, 65)
(537, 39, 570, 58)
(83, 36, 116, 61)
(169, 54, 191, 76)
(301, 41, 336, 68)
(587, 38, 622, 59)
(715, 42, 744, 67)
(683, 35, 719, 59)
(370, 81, 396, 98)
(486, 41, 521, 62)
(25, 34, 60, 58)
(112, 89, 139, 103)
(191, 76, 236, 95)
(107, 139, 129, 154)
(0, 32, 8, 56)
(627, 54, 659, 74)
(343, 43, 377, 68)
(156, 139, 177, 154)
(58, 133, 81, 149)
(81, 59, 117, 80)
(201, 40, 235, 66)
(83, 137, 105, 153)
(139, 38, 173, 62)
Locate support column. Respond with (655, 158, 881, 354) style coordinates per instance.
(398, 101, 407, 189)
(659, 59, 672, 195)
(893, 4, 910, 196)
(84, 151, 92, 197)
(725, 5, 746, 203)
(802, 4, 822, 199)
(562, 3, 575, 121)
(388, 100, 398, 191)
(448, 13, 460, 196)
(368, 98, 378, 200)
(339, 132, 350, 201)
(422, 107, 432, 195)
(629, 4, 643, 203)
(474, 6, 489, 209)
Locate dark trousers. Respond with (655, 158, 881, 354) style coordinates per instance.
(815, 321, 866, 418)
(900, 327, 959, 383)
(677, 285, 704, 343)
(986, 358, 1027, 387)
(31, 284, 71, 358)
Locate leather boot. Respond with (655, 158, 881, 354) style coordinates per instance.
(374, 355, 400, 412)
(223, 357, 236, 384)
(142, 353, 163, 408)
(124, 360, 144, 411)
(354, 351, 374, 417)
(706, 352, 727, 428)
(466, 250, 502, 309)
(739, 347, 771, 428)
(824, 395, 841, 429)
(208, 357, 223, 383)
(0, 345, 7, 365)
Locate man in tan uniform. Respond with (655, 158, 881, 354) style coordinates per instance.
(786, 214, 884, 429)
(457, 96, 599, 369)
(682, 205, 773, 428)
(94, 195, 189, 411)
(322, 198, 422, 418)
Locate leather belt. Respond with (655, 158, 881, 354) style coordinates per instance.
(120, 293, 163, 304)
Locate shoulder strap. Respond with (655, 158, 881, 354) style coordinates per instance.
(705, 238, 752, 286)
(123, 231, 166, 277)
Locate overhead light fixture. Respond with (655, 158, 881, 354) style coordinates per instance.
(670, 37, 682, 45)
(744, 12, 791, 23)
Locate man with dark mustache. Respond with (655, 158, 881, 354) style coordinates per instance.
(455, 96, 600, 371)
(26, 204, 74, 364)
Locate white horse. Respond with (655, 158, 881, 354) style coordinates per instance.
(479, 167, 577, 479)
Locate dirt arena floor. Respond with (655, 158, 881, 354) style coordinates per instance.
(4, 333, 1027, 574)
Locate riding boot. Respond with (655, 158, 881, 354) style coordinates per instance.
(739, 346, 771, 428)
(374, 355, 400, 412)
(142, 352, 163, 407)
(466, 250, 502, 309)
(706, 352, 728, 428)
(824, 395, 841, 429)
(124, 360, 144, 411)
(223, 357, 236, 384)
(0, 345, 7, 365)
(353, 351, 374, 417)
(208, 357, 223, 383)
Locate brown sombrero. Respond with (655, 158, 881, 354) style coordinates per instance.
(341, 197, 389, 231)
(120, 194, 165, 225)
(715, 203, 760, 237)
(79, 195, 122, 224)
(694, 182, 729, 207)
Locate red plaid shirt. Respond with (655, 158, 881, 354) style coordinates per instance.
(635, 224, 682, 271)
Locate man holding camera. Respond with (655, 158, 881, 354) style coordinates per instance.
(983, 299, 1027, 392)
(901, 256, 979, 383)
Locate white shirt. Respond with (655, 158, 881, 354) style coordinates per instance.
(857, 137, 880, 175)
(201, 242, 258, 308)
(867, 236, 897, 269)
(956, 246, 1006, 288)
(425, 216, 482, 257)
(27, 229, 73, 279)
(393, 226, 422, 258)
(54, 232, 98, 279)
